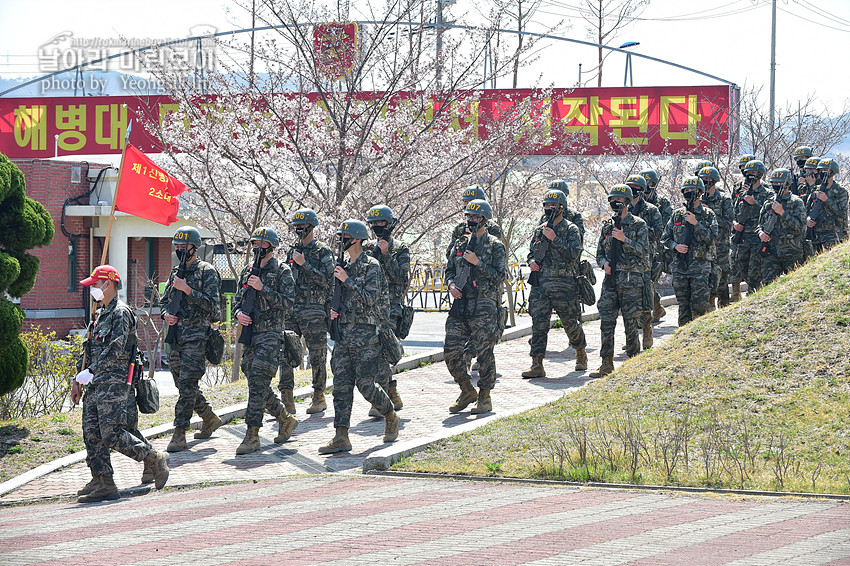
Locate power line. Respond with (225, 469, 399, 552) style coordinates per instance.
(776, 3, 850, 32)
(540, 0, 763, 22)
(796, 0, 850, 26)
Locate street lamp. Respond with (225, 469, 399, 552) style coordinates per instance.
(620, 41, 640, 87)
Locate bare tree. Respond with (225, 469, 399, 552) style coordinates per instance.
(579, 0, 649, 87)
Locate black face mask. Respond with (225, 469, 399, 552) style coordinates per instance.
(644, 189, 656, 203)
(295, 226, 311, 240)
(342, 237, 355, 251)
(744, 175, 758, 186)
(371, 225, 386, 238)
(252, 246, 271, 259)
(543, 207, 558, 222)
(610, 201, 625, 213)
(817, 171, 828, 183)
(682, 191, 698, 205)
(775, 187, 790, 201)
(796, 160, 808, 170)
(175, 248, 193, 262)
(467, 218, 480, 232)
(703, 179, 715, 190)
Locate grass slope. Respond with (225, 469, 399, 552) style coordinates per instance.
(394, 242, 850, 494)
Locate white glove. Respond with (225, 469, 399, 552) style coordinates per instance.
(75, 368, 93, 385)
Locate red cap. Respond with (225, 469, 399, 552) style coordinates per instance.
(80, 265, 121, 287)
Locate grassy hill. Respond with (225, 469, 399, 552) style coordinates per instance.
(394, 242, 850, 494)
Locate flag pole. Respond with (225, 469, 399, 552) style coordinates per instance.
(100, 116, 132, 265)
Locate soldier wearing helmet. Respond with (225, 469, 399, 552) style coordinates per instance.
(159, 226, 223, 454)
(791, 146, 813, 197)
(758, 169, 807, 285)
(639, 168, 671, 322)
(444, 199, 507, 414)
(806, 158, 848, 253)
(730, 159, 775, 298)
(233, 227, 298, 455)
(320, 220, 400, 455)
(279, 209, 335, 416)
(698, 166, 734, 309)
(661, 177, 718, 327)
(445, 185, 503, 259)
(543, 180, 585, 241)
(521, 188, 587, 379)
(590, 184, 650, 378)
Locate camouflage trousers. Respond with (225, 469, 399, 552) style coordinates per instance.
(278, 307, 329, 392)
(330, 323, 393, 428)
(597, 282, 644, 358)
(444, 310, 500, 390)
(712, 248, 732, 306)
(169, 325, 214, 429)
(376, 312, 402, 392)
(672, 266, 712, 326)
(83, 382, 152, 477)
(762, 250, 803, 286)
(528, 279, 586, 357)
(240, 332, 286, 428)
(731, 238, 764, 291)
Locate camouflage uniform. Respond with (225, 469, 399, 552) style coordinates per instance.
(661, 204, 718, 326)
(159, 259, 221, 429)
(807, 181, 849, 253)
(446, 221, 503, 259)
(701, 188, 735, 306)
(731, 183, 775, 291)
(330, 252, 395, 428)
(595, 213, 650, 358)
(645, 192, 673, 308)
(233, 257, 295, 428)
(279, 239, 334, 393)
(527, 218, 586, 356)
(80, 297, 153, 477)
(759, 193, 807, 285)
(797, 178, 818, 261)
(444, 230, 507, 390)
(629, 197, 664, 325)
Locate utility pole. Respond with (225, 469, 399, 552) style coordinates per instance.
(769, 0, 777, 143)
(435, 0, 455, 89)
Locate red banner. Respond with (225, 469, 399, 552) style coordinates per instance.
(0, 86, 732, 158)
(115, 144, 187, 225)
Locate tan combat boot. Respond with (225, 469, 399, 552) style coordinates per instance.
(166, 427, 187, 453)
(448, 381, 478, 413)
(708, 295, 717, 312)
(306, 390, 327, 414)
(143, 450, 170, 490)
(236, 425, 261, 455)
(642, 322, 654, 350)
(319, 426, 352, 454)
(274, 413, 298, 444)
(281, 388, 296, 414)
(194, 412, 223, 439)
(77, 474, 101, 496)
(731, 282, 742, 302)
(78, 474, 119, 503)
(652, 299, 666, 323)
(388, 384, 403, 410)
(470, 388, 492, 414)
(521, 356, 546, 378)
(141, 460, 154, 484)
(589, 356, 614, 378)
(384, 410, 399, 442)
(575, 347, 588, 371)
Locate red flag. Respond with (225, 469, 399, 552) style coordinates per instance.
(115, 144, 188, 225)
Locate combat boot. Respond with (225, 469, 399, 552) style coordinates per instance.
(470, 388, 492, 414)
(78, 474, 119, 503)
(77, 474, 101, 496)
(521, 356, 546, 378)
(652, 299, 666, 323)
(166, 427, 187, 453)
(194, 412, 222, 439)
(642, 322, 654, 350)
(448, 381, 478, 413)
(281, 388, 296, 414)
(319, 426, 352, 454)
(384, 410, 399, 442)
(731, 282, 742, 302)
(388, 383, 403, 410)
(368, 405, 383, 418)
(306, 390, 327, 414)
(589, 356, 614, 378)
(274, 413, 298, 444)
(141, 460, 154, 484)
(143, 450, 170, 490)
(236, 425, 261, 455)
(708, 295, 717, 312)
(575, 347, 588, 371)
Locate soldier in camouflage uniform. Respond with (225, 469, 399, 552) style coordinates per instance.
(364, 205, 409, 416)
(640, 169, 671, 322)
(590, 185, 650, 378)
(320, 220, 400, 454)
(731, 160, 775, 296)
(626, 174, 663, 349)
(233, 228, 298, 455)
(279, 209, 334, 415)
(544, 181, 585, 242)
(807, 158, 849, 254)
(791, 146, 814, 199)
(798, 156, 821, 261)
(698, 167, 735, 309)
(159, 226, 223, 453)
(758, 169, 807, 285)
(661, 177, 719, 326)
(692, 159, 713, 175)
(71, 265, 169, 503)
(444, 199, 507, 413)
(521, 189, 587, 378)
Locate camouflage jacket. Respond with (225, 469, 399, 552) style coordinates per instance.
(158, 259, 221, 327)
(446, 230, 507, 309)
(536, 208, 585, 242)
(646, 194, 673, 227)
(233, 257, 294, 335)
(733, 182, 775, 236)
(286, 239, 334, 307)
(758, 193, 807, 255)
(82, 296, 137, 385)
(661, 204, 718, 274)
(527, 217, 582, 279)
(365, 237, 410, 307)
(446, 221, 503, 260)
(596, 212, 650, 286)
(702, 188, 735, 252)
(806, 181, 849, 241)
(629, 198, 664, 253)
(338, 251, 388, 327)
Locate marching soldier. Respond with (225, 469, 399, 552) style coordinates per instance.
(692, 159, 713, 175)
(279, 209, 334, 415)
(698, 166, 735, 308)
(640, 169, 671, 322)
(791, 146, 813, 198)
(233, 227, 298, 455)
(799, 156, 821, 261)
(661, 177, 718, 326)
(758, 169, 807, 285)
(730, 160, 774, 297)
(522, 189, 587, 378)
(160, 226, 223, 453)
(807, 158, 849, 254)
(71, 265, 169, 503)
(546, 180, 585, 241)
(590, 185, 650, 378)
(444, 199, 507, 413)
(320, 220, 399, 454)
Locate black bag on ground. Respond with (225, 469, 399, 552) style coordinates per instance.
(205, 326, 225, 365)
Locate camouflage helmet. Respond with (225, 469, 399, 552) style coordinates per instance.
(793, 146, 813, 160)
(250, 226, 280, 248)
(337, 219, 370, 240)
(461, 185, 487, 201)
(681, 176, 705, 194)
(608, 184, 633, 202)
(365, 205, 394, 224)
(817, 158, 840, 175)
(625, 173, 647, 193)
(769, 168, 792, 186)
(291, 208, 319, 226)
(804, 156, 821, 169)
(542, 189, 568, 207)
(693, 159, 713, 175)
(465, 198, 493, 219)
(742, 160, 767, 176)
(172, 225, 202, 247)
(698, 166, 721, 183)
(738, 154, 756, 168)
(639, 169, 659, 187)
(548, 180, 570, 196)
